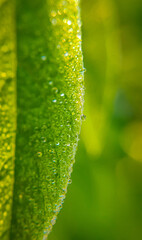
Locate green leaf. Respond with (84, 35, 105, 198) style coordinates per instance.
(0, 0, 16, 239)
(1, 0, 84, 239)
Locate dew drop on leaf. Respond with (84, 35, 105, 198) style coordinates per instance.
(41, 56, 47, 61)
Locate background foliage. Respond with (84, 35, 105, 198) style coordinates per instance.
(49, 0, 142, 239)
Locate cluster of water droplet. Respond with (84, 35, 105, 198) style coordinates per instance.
(0, 1, 16, 239)
(10, 0, 85, 240)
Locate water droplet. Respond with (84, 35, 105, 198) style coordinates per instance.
(52, 87, 58, 93)
(57, 44, 61, 49)
(67, 20, 72, 25)
(64, 52, 69, 57)
(51, 10, 56, 17)
(51, 18, 57, 25)
(77, 19, 82, 27)
(37, 152, 42, 157)
(58, 10, 62, 15)
(68, 28, 73, 33)
(68, 179, 72, 184)
(56, 142, 60, 146)
(43, 230, 48, 235)
(51, 216, 56, 225)
(60, 93, 64, 97)
(81, 114, 86, 121)
(80, 67, 86, 75)
(52, 99, 57, 103)
(77, 33, 81, 40)
(59, 195, 65, 199)
(41, 56, 47, 61)
(49, 81, 53, 85)
(68, 166, 72, 172)
(53, 169, 57, 175)
(83, 67, 86, 72)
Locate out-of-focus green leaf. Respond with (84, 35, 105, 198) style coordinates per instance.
(81, 0, 121, 157)
(0, 0, 16, 239)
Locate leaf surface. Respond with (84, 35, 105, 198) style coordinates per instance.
(0, 1, 16, 239)
(0, 0, 16, 240)
(9, 0, 84, 239)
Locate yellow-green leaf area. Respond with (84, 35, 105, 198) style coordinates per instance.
(10, 0, 84, 240)
(0, 0, 16, 239)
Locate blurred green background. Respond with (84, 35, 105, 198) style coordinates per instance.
(49, 0, 142, 239)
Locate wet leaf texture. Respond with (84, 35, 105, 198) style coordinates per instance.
(0, 0, 17, 239)
(0, 0, 84, 239)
